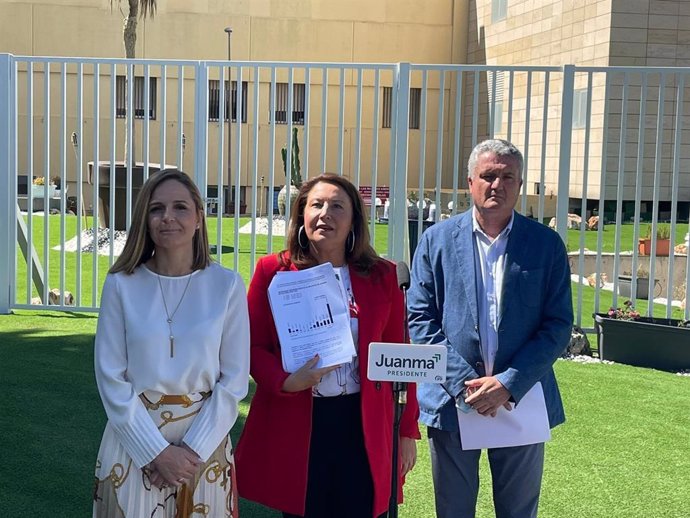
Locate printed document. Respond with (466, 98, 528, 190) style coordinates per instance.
(268, 262, 356, 373)
(457, 382, 551, 450)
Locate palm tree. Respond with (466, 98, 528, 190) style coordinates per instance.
(110, 0, 157, 166)
(111, 0, 157, 59)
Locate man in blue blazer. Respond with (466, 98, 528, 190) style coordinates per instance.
(408, 139, 573, 518)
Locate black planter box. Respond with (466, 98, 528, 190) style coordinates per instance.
(593, 313, 690, 371)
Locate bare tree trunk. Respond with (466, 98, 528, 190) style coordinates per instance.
(123, 0, 138, 165)
(123, 0, 138, 59)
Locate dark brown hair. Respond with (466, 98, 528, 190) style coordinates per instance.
(110, 169, 211, 274)
(282, 173, 381, 274)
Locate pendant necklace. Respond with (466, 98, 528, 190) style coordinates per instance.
(156, 271, 194, 358)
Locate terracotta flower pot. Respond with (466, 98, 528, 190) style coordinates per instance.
(638, 238, 670, 256)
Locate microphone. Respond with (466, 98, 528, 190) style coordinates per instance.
(396, 261, 410, 291)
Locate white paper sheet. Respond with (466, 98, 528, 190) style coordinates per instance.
(457, 382, 551, 450)
(268, 262, 356, 373)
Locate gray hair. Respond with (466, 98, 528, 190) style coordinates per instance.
(467, 139, 524, 179)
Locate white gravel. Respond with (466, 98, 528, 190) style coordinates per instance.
(52, 228, 128, 256)
(238, 216, 289, 236)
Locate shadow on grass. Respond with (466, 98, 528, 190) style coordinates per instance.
(0, 328, 278, 517)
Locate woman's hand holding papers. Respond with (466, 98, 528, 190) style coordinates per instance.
(282, 354, 340, 393)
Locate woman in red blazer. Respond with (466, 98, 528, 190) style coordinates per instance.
(235, 173, 420, 518)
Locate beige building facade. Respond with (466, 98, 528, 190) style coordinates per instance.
(2, 0, 690, 218)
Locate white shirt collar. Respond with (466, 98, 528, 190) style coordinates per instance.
(471, 209, 515, 240)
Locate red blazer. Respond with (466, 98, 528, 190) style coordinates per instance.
(235, 253, 420, 517)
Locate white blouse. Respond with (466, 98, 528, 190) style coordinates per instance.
(94, 262, 250, 469)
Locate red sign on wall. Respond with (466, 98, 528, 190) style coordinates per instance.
(359, 185, 390, 205)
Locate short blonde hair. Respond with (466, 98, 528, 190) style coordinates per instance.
(110, 169, 210, 274)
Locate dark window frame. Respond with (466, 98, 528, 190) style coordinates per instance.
(116, 75, 157, 120)
(208, 80, 248, 123)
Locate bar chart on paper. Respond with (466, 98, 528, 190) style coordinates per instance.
(285, 297, 335, 336)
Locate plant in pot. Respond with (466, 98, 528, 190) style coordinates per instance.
(638, 223, 671, 256)
(277, 127, 302, 217)
(593, 300, 690, 371)
(31, 176, 56, 198)
(617, 266, 660, 300)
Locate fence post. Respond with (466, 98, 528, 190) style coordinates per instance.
(556, 65, 575, 242)
(193, 62, 209, 192)
(0, 54, 13, 314)
(389, 62, 411, 263)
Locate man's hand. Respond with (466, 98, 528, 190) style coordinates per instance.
(282, 354, 340, 393)
(463, 376, 512, 417)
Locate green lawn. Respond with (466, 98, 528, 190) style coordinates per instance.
(16, 215, 687, 325)
(1, 310, 689, 517)
(15, 214, 390, 307)
(566, 221, 689, 254)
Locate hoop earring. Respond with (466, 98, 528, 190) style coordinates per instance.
(298, 225, 309, 249)
(346, 229, 355, 254)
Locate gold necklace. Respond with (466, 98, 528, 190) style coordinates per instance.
(156, 272, 194, 358)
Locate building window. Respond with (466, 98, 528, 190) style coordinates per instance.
(382, 87, 422, 129)
(572, 89, 588, 129)
(208, 80, 248, 123)
(271, 83, 305, 125)
(116, 76, 157, 119)
(492, 0, 507, 22)
(488, 71, 504, 134)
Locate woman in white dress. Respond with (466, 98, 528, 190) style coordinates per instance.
(92, 169, 250, 518)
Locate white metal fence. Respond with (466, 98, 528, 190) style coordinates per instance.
(1, 54, 689, 328)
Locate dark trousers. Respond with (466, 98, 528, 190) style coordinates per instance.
(428, 426, 545, 518)
(282, 393, 382, 518)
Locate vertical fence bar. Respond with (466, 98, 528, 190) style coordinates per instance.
(506, 70, 514, 140)
(193, 63, 209, 198)
(266, 67, 277, 253)
(435, 70, 447, 219)
(390, 62, 411, 263)
(631, 73, 648, 309)
(125, 62, 133, 231)
(666, 73, 684, 317)
(320, 68, 328, 173)
(575, 71, 593, 327)
(369, 69, 381, 241)
(337, 68, 346, 175)
(60, 62, 68, 299)
(177, 66, 184, 168)
(25, 62, 34, 304)
(233, 66, 244, 271)
(416, 70, 429, 240)
(249, 65, 260, 278)
(303, 68, 311, 180)
(92, 63, 100, 307)
(216, 65, 226, 263)
(611, 72, 630, 309)
(647, 72, 667, 316)
(42, 61, 51, 305)
(594, 73, 612, 313)
(160, 64, 167, 168)
(556, 66, 573, 242)
(143, 64, 151, 180)
(354, 68, 363, 187)
(0, 54, 12, 313)
(538, 71, 550, 224)
(520, 71, 532, 215)
(284, 67, 294, 239)
(109, 66, 117, 267)
(451, 70, 463, 213)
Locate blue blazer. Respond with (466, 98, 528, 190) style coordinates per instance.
(408, 210, 573, 432)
